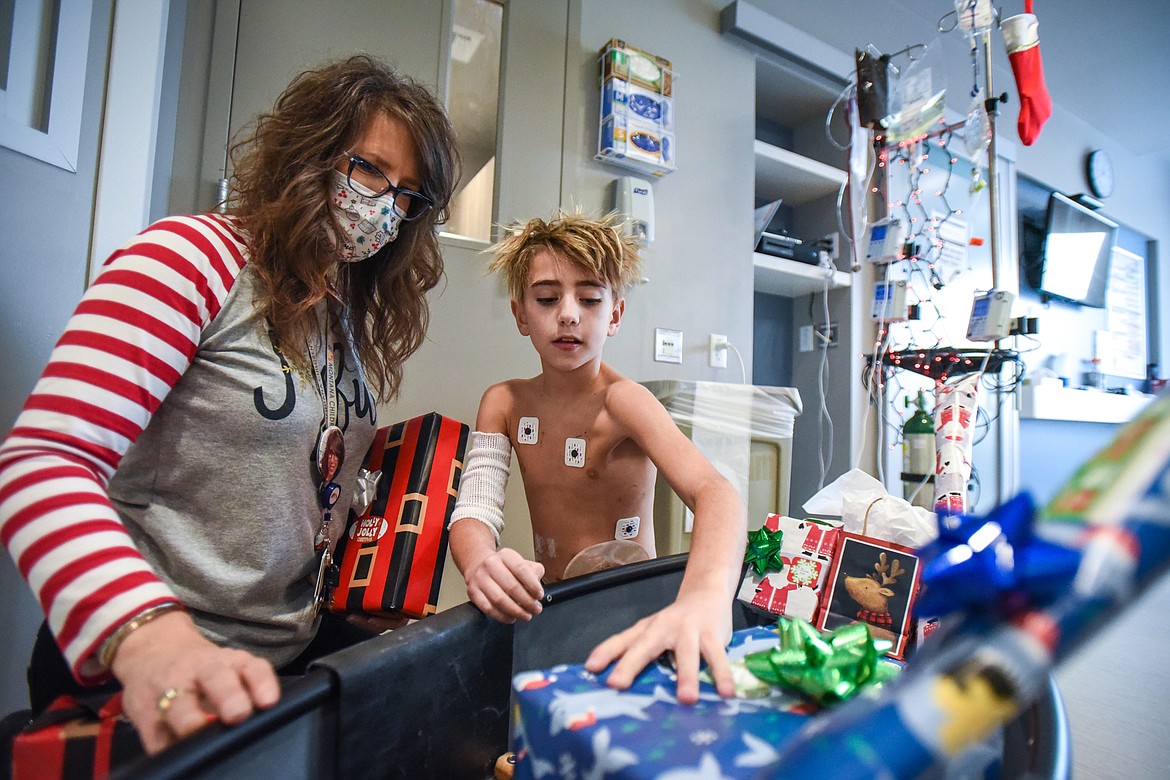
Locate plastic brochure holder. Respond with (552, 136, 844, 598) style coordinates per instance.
(596, 39, 676, 178)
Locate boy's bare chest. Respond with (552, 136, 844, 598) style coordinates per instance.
(509, 412, 622, 477)
(505, 387, 648, 486)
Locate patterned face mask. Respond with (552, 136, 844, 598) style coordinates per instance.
(329, 170, 403, 262)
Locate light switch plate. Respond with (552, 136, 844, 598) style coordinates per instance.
(654, 328, 683, 363)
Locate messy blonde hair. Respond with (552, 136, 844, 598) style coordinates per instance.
(230, 55, 460, 402)
(488, 211, 643, 300)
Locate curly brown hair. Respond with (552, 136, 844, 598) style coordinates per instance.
(488, 211, 644, 301)
(229, 55, 460, 402)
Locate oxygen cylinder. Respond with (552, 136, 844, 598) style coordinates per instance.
(902, 390, 934, 508)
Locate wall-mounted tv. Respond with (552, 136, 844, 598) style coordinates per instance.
(1031, 192, 1119, 308)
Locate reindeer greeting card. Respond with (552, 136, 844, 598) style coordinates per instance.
(816, 533, 921, 660)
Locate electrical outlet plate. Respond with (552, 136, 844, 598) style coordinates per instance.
(815, 323, 838, 347)
(822, 232, 839, 261)
(709, 334, 728, 368)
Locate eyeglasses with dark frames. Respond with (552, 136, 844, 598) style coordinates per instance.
(342, 151, 435, 221)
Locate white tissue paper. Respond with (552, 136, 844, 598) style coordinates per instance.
(802, 468, 938, 549)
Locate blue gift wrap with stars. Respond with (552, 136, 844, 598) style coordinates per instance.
(511, 627, 822, 779)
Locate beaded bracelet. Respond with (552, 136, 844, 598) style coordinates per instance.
(98, 602, 186, 669)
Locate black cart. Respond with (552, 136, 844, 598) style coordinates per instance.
(115, 555, 1069, 779)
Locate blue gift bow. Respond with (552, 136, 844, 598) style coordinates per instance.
(916, 492, 1083, 618)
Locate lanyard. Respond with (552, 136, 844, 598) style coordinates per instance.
(307, 309, 338, 431)
(307, 308, 343, 615)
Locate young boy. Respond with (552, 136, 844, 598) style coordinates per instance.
(448, 212, 746, 702)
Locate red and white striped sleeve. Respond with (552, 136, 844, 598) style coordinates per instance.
(0, 213, 248, 683)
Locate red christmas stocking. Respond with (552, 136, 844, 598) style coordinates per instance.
(1002, 1, 1052, 145)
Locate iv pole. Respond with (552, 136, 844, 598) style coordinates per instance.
(979, 16, 1021, 505)
(869, 8, 1019, 506)
(982, 26, 1003, 291)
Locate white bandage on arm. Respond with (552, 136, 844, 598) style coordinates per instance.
(449, 431, 511, 547)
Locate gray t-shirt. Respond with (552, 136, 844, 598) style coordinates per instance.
(109, 260, 378, 668)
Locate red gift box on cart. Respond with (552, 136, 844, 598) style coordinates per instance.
(737, 515, 842, 621)
(330, 412, 469, 619)
(12, 694, 142, 780)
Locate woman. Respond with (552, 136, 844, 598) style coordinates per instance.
(0, 55, 460, 753)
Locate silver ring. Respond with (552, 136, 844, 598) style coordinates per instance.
(156, 687, 182, 716)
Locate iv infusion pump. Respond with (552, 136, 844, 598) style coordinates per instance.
(864, 217, 905, 264)
(966, 289, 1015, 341)
(871, 279, 909, 322)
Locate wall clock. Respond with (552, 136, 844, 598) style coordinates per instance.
(1086, 149, 1114, 199)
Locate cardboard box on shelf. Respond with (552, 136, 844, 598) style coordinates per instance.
(600, 113, 674, 173)
(600, 38, 672, 96)
(603, 77, 674, 131)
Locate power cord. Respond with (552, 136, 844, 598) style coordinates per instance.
(726, 342, 747, 385)
(710, 339, 749, 385)
(816, 275, 834, 491)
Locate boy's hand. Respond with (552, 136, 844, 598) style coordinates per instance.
(583, 588, 735, 704)
(465, 547, 545, 623)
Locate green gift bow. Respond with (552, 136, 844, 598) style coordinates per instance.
(744, 617, 898, 705)
(744, 525, 785, 576)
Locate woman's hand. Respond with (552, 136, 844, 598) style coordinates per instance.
(110, 611, 281, 754)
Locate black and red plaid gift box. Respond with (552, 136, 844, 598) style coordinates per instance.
(330, 412, 469, 619)
(11, 693, 141, 780)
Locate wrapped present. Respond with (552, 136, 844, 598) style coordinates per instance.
(330, 412, 469, 619)
(737, 556, 826, 622)
(757, 514, 841, 560)
(742, 617, 900, 706)
(12, 694, 142, 780)
(512, 628, 809, 780)
(815, 532, 922, 660)
(737, 515, 841, 620)
(511, 626, 900, 779)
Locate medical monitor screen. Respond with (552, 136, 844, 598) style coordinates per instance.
(1037, 192, 1118, 308)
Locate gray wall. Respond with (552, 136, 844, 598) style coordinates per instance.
(562, 0, 758, 383)
(0, 0, 114, 718)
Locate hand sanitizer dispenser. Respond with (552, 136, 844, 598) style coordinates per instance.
(613, 176, 654, 245)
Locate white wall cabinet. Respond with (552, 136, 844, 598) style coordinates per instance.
(752, 140, 850, 297)
(748, 65, 863, 509)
